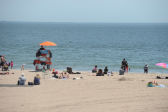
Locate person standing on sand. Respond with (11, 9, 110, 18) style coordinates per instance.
(104, 66, 108, 74)
(125, 61, 129, 72)
(144, 64, 148, 74)
(11, 61, 13, 69)
(21, 64, 24, 71)
(121, 58, 128, 72)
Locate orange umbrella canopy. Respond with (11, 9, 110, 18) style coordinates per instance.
(40, 41, 56, 46)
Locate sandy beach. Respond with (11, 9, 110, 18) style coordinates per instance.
(0, 69, 168, 112)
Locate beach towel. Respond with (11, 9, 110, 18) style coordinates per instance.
(156, 84, 167, 88)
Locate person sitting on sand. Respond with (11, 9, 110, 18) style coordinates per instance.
(59, 71, 69, 79)
(104, 66, 108, 74)
(34, 74, 40, 85)
(147, 80, 158, 87)
(53, 71, 69, 79)
(52, 69, 58, 75)
(18, 74, 26, 85)
(147, 80, 166, 88)
(52, 70, 59, 78)
(2, 63, 9, 71)
(92, 65, 97, 73)
(96, 69, 104, 76)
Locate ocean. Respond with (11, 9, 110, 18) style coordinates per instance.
(0, 22, 168, 73)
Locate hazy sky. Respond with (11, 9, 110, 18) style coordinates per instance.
(0, 0, 168, 23)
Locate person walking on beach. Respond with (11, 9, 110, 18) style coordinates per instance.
(144, 64, 148, 74)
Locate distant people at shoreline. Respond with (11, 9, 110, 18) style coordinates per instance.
(0, 56, 10, 71)
(0, 55, 6, 68)
(21, 64, 24, 71)
(96, 69, 104, 76)
(92, 65, 97, 73)
(10, 61, 13, 69)
(121, 58, 128, 72)
(104, 66, 108, 74)
(144, 64, 148, 74)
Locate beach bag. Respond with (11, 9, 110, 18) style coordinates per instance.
(119, 69, 124, 75)
(156, 76, 161, 79)
(28, 82, 34, 85)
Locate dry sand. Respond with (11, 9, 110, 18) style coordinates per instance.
(0, 69, 168, 112)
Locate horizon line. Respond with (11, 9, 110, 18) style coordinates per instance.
(0, 20, 168, 24)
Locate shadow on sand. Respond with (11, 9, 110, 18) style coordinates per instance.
(29, 70, 42, 72)
(0, 84, 33, 87)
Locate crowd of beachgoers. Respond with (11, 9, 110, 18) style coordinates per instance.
(1, 52, 167, 88)
(1, 45, 168, 89)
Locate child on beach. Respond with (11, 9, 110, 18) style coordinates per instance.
(21, 64, 24, 71)
(11, 61, 13, 69)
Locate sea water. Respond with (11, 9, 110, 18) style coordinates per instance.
(0, 22, 168, 73)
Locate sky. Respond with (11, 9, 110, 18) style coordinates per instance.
(0, 0, 168, 23)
